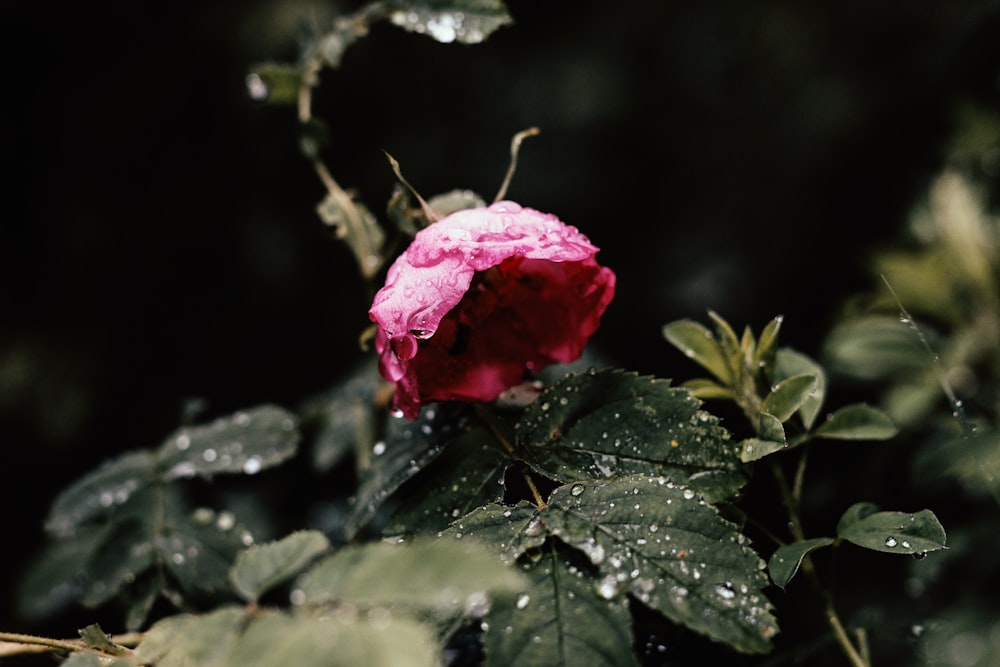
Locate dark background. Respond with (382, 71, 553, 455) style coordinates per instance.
(2, 0, 999, 647)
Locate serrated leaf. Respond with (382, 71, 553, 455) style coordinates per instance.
(45, 450, 156, 537)
(837, 506, 946, 554)
(483, 545, 639, 667)
(516, 370, 744, 502)
(158, 405, 299, 481)
(767, 538, 835, 589)
(297, 537, 524, 616)
(345, 405, 460, 539)
(813, 404, 898, 440)
(383, 428, 510, 536)
(663, 320, 732, 384)
(773, 349, 826, 430)
(300, 360, 381, 473)
(442, 502, 547, 564)
(230, 531, 330, 602)
(761, 374, 818, 424)
(388, 0, 513, 45)
(541, 476, 778, 653)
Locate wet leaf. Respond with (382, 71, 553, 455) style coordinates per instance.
(345, 405, 461, 538)
(740, 438, 788, 463)
(813, 404, 898, 440)
(680, 377, 735, 400)
(516, 369, 744, 502)
(754, 315, 784, 369)
(45, 450, 156, 537)
(837, 504, 946, 555)
(296, 537, 524, 617)
(442, 502, 547, 564)
(388, 0, 513, 45)
(300, 360, 381, 473)
(761, 374, 818, 424)
(708, 311, 742, 373)
(158, 405, 299, 481)
(772, 349, 826, 430)
(383, 428, 510, 536)
(541, 476, 778, 653)
(230, 531, 330, 603)
(316, 191, 385, 280)
(135, 606, 246, 666)
(663, 320, 732, 385)
(768, 538, 835, 589)
(483, 545, 639, 667)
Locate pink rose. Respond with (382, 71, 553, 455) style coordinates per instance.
(369, 201, 615, 419)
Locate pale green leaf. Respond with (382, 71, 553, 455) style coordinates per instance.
(679, 378, 735, 400)
(761, 374, 818, 424)
(740, 438, 788, 463)
(663, 320, 732, 384)
(773, 349, 826, 430)
(754, 315, 784, 369)
(135, 606, 247, 666)
(814, 404, 898, 440)
(230, 531, 330, 602)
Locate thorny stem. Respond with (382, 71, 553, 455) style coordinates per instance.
(0, 632, 142, 659)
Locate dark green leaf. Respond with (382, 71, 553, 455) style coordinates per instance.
(483, 545, 639, 667)
(516, 370, 744, 502)
(157, 405, 299, 481)
(758, 411, 785, 443)
(387, 0, 513, 44)
(772, 350, 826, 430)
(813, 404, 898, 440)
(16, 526, 105, 620)
(768, 538, 835, 589)
(45, 450, 156, 537)
(837, 506, 946, 555)
(835, 501, 880, 535)
(442, 502, 548, 564)
(230, 531, 330, 603)
(345, 405, 460, 539)
(383, 428, 510, 536)
(761, 374, 818, 424)
(541, 476, 778, 653)
(663, 320, 732, 385)
(297, 537, 524, 616)
(81, 517, 159, 608)
(300, 360, 381, 473)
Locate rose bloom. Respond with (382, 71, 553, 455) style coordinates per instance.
(369, 201, 616, 419)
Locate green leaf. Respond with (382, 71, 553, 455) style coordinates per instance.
(300, 360, 381, 473)
(542, 476, 778, 653)
(483, 545, 639, 667)
(813, 404, 898, 440)
(135, 606, 246, 666)
(344, 405, 459, 539)
(442, 502, 548, 564)
(158, 405, 299, 481)
(297, 537, 524, 616)
(754, 315, 784, 369)
(772, 349, 826, 430)
(761, 374, 818, 424)
(708, 311, 742, 374)
(758, 411, 785, 443)
(680, 378, 735, 400)
(16, 526, 104, 620)
(245, 62, 301, 105)
(80, 623, 130, 656)
(663, 320, 732, 385)
(316, 191, 385, 280)
(230, 531, 330, 602)
(823, 314, 931, 381)
(387, 0, 513, 44)
(516, 369, 744, 502)
(45, 450, 157, 537)
(836, 503, 946, 554)
(455, 476, 778, 654)
(383, 427, 510, 536)
(767, 538, 835, 589)
(740, 438, 788, 463)
(224, 610, 439, 667)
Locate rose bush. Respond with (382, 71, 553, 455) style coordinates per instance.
(369, 201, 616, 418)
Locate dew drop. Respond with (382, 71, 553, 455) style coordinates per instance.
(597, 575, 619, 599)
(203, 448, 218, 463)
(516, 593, 531, 609)
(901, 540, 911, 549)
(372, 441, 386, 456)
(175, 434, 191, 451)
(570, 484, 585, 496)
(682, 489, 695, 500)
(243, 456, 262, 475)
(885, 536, 898, 548)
